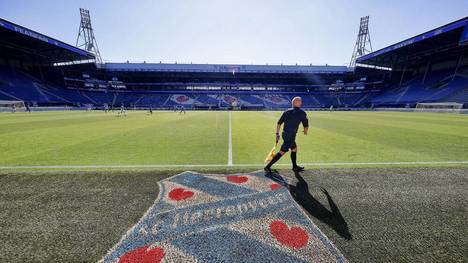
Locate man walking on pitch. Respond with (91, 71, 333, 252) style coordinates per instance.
(264, 96, 309, 173)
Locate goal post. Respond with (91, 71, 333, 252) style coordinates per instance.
(415, 102, 463, 113)
(0, 100, 26, 112)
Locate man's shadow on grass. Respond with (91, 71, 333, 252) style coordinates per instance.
(266, 171, 352, 240)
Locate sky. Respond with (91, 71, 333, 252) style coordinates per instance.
(1, 0, 467, 66)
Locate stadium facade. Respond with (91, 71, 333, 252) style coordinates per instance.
(0, 16, 467, 110)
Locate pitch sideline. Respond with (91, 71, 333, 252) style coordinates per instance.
(0, 161, 467, 169)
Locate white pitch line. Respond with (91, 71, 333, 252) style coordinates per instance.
(227, 111, 233, 166)
(0, 161, 467, 169)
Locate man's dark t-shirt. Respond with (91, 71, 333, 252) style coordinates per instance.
(278, 107, 309, 134)
(277, 107, 309, 152)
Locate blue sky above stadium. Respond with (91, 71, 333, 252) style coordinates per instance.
(1, 0, 467, 65)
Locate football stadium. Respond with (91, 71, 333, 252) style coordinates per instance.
(0, 2, 467, 262)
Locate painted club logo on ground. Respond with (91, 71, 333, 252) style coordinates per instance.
(100, 171, 347, 263)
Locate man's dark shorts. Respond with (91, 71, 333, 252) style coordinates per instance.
(280, 132, 297, 152)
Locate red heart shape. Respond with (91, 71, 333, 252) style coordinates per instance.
(227, 175, 249, 184)
(119, 245, 164, 263)
(270, 220, 309, 249)
(270, 183, 282, 190)
(168, 188, 194, 201)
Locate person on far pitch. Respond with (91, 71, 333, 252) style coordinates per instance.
(264, 96, 309, 173)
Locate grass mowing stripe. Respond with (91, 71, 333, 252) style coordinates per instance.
(1, 111, 229, 165)
(335, 111, 468, 123)
(0, 114, 126, 135)
(6, 119, 168, 164)
(0, 111, 110, 125)
(310, 125, 437, 162)
(313, 112, 468, 137)
(1, 114, 161, 163)
(309, 115, 467, 161)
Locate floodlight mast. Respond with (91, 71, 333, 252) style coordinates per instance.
(76, 8, 103, 63)
(349, 16, 373, 67)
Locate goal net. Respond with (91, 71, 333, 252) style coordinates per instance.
(0, 100, 26, 112)
(415, 102, 463, 113)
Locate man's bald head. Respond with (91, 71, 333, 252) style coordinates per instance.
(292, 96, 302, 108)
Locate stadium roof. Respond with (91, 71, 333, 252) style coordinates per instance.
(356, 17, 468, 69)
(98, 63, 350, 74)
(0, 17, 95, 63)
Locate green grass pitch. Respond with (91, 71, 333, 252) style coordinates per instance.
(0, 110, 467, 262)
(0, 110, 467, 167)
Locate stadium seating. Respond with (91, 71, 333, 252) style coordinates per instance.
(370, 69, 468, 106)
(441, 87, 468, 103)
(137, 94, 170, 107)
(1, 66, 467, 109)
(261, 95, 291, 108)
(238, 95, 264, 107)
(194, 94, 219, 106)
(0, 68, 50, 103)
